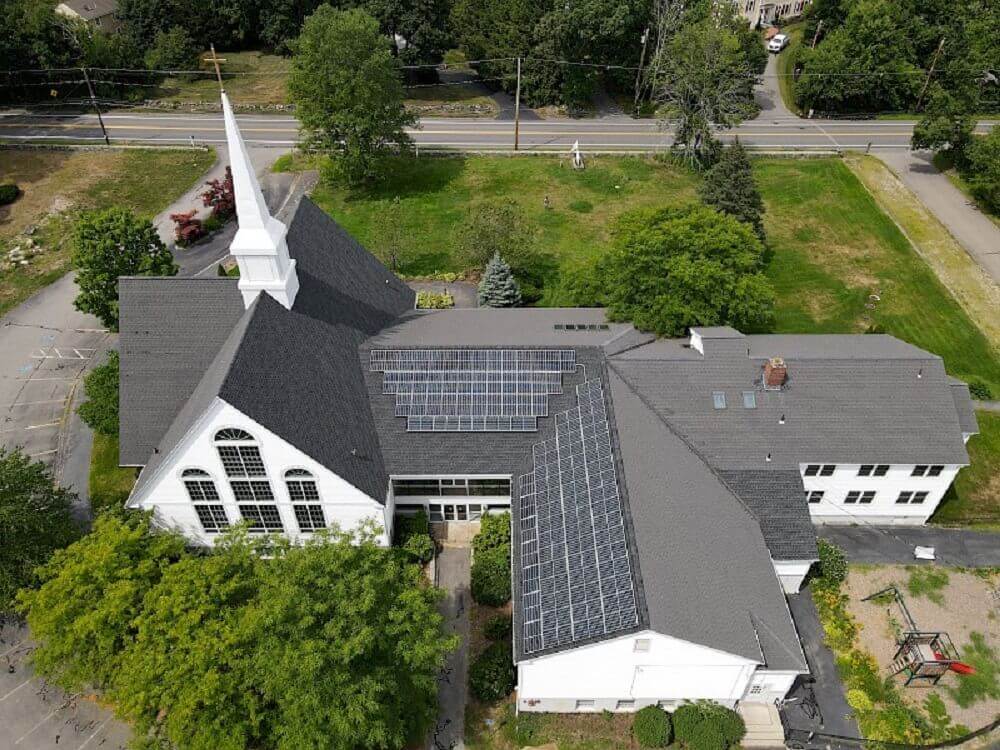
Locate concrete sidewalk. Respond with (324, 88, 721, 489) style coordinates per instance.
(429, 546, 471, 750)
(879, 151, 1000, 284)
(817, 525, 1000, 566)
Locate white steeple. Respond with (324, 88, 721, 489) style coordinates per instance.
(222, 91, 298, 310)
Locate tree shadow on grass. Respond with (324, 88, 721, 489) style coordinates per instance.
(342, 155, 468, 202)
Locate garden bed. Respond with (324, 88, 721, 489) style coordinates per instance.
(843, 564, 1000, 732)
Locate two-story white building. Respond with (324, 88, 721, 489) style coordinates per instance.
(117, 93, 978, 716)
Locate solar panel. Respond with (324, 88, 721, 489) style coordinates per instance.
(370, 349, 576, 432)
(518, 378, 639, 655)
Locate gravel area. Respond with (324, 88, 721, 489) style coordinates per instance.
(844, 565, 1000, 730)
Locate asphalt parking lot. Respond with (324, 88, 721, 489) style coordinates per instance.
(0, 621, 131, 749)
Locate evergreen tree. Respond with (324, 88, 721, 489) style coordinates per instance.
(699, 140, 766, 241)
(478, 252, 522, 308)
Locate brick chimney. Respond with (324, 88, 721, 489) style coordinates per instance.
(763, 357, 787, 389)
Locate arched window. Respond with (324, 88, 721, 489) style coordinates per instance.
(214, 429, 266, 477)
(213, 430, 283, 533)
(285, 469, 326, 533)
(181, 468, 229, 534)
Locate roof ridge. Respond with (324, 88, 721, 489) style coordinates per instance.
(606, 360, 762, 528)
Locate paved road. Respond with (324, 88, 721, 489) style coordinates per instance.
(756, 52, 796, 120)
(1, 111, 994, 152)
(879, 150, 1000, 285)
(818, 526, 1000, 566)
(429, 545, 471, 750)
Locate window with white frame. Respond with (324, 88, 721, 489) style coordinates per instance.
(392, 478, 511, 497)
(806, 490, 824, 504)
(182, 469, 229, 534)
(634, 638, 651, 652)
(912, 465, 929, 477)
(742, 391, 757, 409)
(897, 490, 929, 505)
(214, 428, 266, 477)
(575, 700, 595, 710)
(805, 464, 837, 477)
(616, 700, 635, 710)
(712, 391, 727, 410)
(845, 490, 876, 504)
(239, 503, 284, 532)
(293, 504, 327, 533)
(858, 464, 890, 477)
(285, 468, 321, 502)
(927, 465, 944, 477)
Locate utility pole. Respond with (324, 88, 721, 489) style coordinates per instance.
(80, 67, 110, 146)
(514, 57, 521, 152)
(633, 27, 650, 118)
(811, 19, 823, 49)
(915, 37, 946, 112)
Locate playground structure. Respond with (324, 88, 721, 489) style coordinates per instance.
(862, 585, 974, 687)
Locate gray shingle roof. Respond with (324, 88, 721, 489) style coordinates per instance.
(609, 347, 970, 468)
(717, 470, 818, 561)
(119, 278, 246, 466)
(121, 198, 413, 501)
(58, 0, 116, 20)
(949, 379, 979, 436)
(606, 369, 807, 671)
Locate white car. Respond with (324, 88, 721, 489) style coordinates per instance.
(768, 34, 789, 53)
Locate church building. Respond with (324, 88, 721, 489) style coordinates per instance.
(117, 93, 978, 714)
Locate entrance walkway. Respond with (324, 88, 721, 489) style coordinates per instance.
(429, 545, 471, 750)
(784, 593, 861, 741)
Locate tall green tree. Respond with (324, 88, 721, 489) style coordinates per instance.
(478, 252, 522, 307)
(143, 26, 200, 71)
(965, 128, 1000, 215)
(598, 205, 775, 336)
(72, 208, 177, 331)
(698, 140, 766, 240)
(19, 522, 456, 749)
(0, 448, 79, 614)
(289, 7, 415, 185)
(77, 350, 120, 437)
(649, 16, 761, 165)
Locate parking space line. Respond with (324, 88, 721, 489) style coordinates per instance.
(29, 449, 58, 458)
(0, 678, 31, 703)
(25, 422, 60, 431)
(77, 717, 112, 750)
(15, 705, 60, 745)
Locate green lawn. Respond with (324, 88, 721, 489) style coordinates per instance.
(0, 147, 216, 316)
(303, 154, 1000, 394)
(88, 433, 137, 516)
(932, 411, 1000, 528)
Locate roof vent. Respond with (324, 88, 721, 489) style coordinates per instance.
(763, 357, 787, 390)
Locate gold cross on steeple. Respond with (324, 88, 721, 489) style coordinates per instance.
(203, 44, 227, 92)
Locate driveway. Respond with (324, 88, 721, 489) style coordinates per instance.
(785, 593, 861, 743)
(756, 51, 797, 121)
(429, 545, 471, 750)
(878, 151, 1000, 284)
(817, 525, 1000, 566)
(0, 621, 132, 750)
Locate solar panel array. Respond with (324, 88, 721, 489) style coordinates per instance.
(370, 349, 577, 432)
(518, 378, 639, 655)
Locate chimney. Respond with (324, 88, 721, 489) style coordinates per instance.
(221, 91, 299, 310)
(763, 357, 787, 389)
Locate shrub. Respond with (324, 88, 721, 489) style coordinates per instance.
(402, 532, 435, 564)
(484, 614, 512, 642)
(846, 688, 873, 711)
(170, 210, 205, 246)
(672, 701, 744, 750)
(0, 183, 21, 205)
(394, 509, 434, 564)
(969, 380, 993, 400)
(471, 546, 510, 606)
(633, 705, 672, 747)
(816, 539, 848, 585)
(469, 640, 515, 702)
(77, 350, 119, 437)
(473, 512, 510, 555)
(415, 291, 455, 309)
